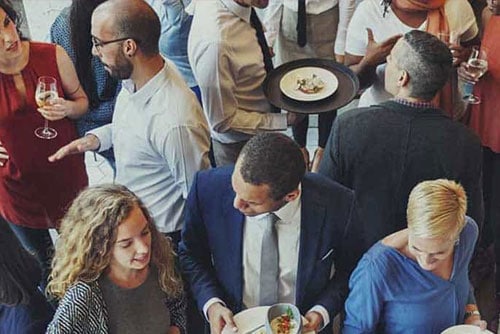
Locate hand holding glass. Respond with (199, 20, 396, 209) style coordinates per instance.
(462, 47, 488, 105)
(35, 76, 58, 139)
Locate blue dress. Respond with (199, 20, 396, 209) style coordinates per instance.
(49, 7, 120, 165)
(343, 218, 478, 334)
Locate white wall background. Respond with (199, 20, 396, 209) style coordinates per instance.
(22, 0, 71, 41)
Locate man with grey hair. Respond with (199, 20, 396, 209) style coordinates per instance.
(319, 30, 483, 249)
(49, 0, 210, 243)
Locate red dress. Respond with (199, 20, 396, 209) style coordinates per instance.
(0, 42, 87, 229)
(469, 16, 500, 153)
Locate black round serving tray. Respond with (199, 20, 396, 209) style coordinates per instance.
(263, 58, 360, 114)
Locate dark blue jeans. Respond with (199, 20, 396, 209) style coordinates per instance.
(5, 219, 54, 291)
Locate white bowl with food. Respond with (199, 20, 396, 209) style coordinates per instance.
(266, 303, 302, 334)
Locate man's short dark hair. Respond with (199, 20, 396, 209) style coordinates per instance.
(97, 0, 160, 57)
(238, 133, 306, 200)
(397, 30, 453, 100)
(0, 223, 41, 305)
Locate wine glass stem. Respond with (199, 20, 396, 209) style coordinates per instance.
(43, 119, 49, 133)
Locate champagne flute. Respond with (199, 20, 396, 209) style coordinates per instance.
(462, 46, 488, 105)
(34, 76, 58, 139)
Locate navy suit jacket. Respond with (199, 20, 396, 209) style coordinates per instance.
(179, 166, 362, 331)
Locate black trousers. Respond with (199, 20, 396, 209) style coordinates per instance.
(292, 110, 337, 148)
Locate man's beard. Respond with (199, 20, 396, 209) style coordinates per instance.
(102, 52, 133, 80)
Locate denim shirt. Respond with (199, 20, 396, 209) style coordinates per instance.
(147, 0, 197, 87)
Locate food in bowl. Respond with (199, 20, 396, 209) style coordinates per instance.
(269, 307, 298, 334)
(295, 74, 325, 94)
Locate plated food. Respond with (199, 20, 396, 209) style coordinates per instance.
(295, 74, 325, 94)
(279, 66, 338, 102)
(269, 307, 298, 334)
(266, 303, 302, 334)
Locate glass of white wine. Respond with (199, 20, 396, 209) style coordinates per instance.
(462, 46, 488, 105)
(34, 76, 58, 139)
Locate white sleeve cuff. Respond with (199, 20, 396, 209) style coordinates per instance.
(86, 124, 112, 152)
(202, 297, 226, 322)
(308, 305, 330, 330)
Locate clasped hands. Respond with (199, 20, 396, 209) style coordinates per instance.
(207, 302, 323, 334)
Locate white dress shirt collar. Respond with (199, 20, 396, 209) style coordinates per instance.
(220, 0, 252, 23)
(273, 185, 301, 224)
(121, 59, 167, 105)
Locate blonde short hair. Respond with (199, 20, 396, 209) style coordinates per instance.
(407, 179, 467, 239)
(47, 184, 182, 299)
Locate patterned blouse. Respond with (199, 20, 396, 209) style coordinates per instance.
(46, 280, 187, 334)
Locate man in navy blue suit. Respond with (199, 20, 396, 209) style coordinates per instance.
(179, 132, 363, 334)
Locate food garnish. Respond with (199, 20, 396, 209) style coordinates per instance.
(270, 307, 296, 334)
(295, 74, 325, 94)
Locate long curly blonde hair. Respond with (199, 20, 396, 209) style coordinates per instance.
(47, 184, 183, 299)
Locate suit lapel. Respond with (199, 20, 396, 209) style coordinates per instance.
(222, 190, 245, 310)
(295, 185, 326, 308)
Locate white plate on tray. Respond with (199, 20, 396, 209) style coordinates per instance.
(221, 306, 314, 334)
(441, 324, 493, 334)
(279, 66, 338, 102)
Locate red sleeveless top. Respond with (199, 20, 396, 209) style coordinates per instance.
(469, 17, 500, 153)
(0, 42, 87, 229)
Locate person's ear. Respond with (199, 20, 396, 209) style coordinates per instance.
(398, 70, 409, 87)
(283, 188, 300, 203)
(123, 39, 137, 57)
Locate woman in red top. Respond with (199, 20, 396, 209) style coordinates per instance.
(0, 0, 88, 287)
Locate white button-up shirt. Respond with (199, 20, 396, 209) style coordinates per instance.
(90, 59, 210, 233)
(188, 0, 287, 144)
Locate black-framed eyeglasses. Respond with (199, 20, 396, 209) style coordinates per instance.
(91, 35, 131, 52)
